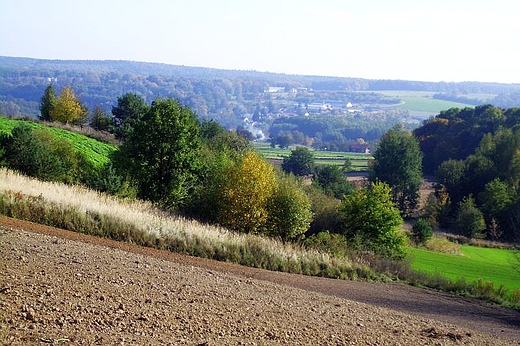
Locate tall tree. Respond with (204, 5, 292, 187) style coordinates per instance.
(369, 125, 423, 215)
(117, 98, 201, 209)
(89, 105, 111, 131)
(50, 86, 88, 125)
(111, 93, 149, 140)
(39, 84, 57, 121)
(282, 146, 315, 176)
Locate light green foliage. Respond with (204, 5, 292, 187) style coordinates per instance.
(117, 98, 201, 209)
(266, 173, 312, 241)
(369, 125, 423, 215)
(39, 84, 57, 121)
(456, 195, 486, 239)
(282, 146, 315, 176)
(339, 181, 407, 259)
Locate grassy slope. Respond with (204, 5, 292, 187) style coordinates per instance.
(409, 246, 519, 293)
(0, 117, 116, 167)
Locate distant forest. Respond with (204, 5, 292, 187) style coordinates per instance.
(2, 56, 520, 149)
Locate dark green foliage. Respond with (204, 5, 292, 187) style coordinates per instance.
(339, 181, 407, 259)
(111, 93, 149, 140)
(369, 125, 423, 216)
(456, 196, 486, 239)
(282, 146, 315, 176)
(304, 185, 343, 236)
(414, 105, 509, 175)
(313, 164, 354, 199)
(0, 123, 81, 183)
(412, 218, 433, 245)
(89, 105, 112, 131)
(39, 84, 57, 121)
(116, 98, 202, 210)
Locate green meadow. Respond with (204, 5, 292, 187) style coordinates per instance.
(0, 117, 116, 167)
(409, 245, 519, 294)
(380, 91, 484, 117)
(254, 142, 372, 171)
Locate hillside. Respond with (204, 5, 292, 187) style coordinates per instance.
(1, 217, 519, 345)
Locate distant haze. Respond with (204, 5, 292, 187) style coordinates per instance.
(1, 0, 520, 84)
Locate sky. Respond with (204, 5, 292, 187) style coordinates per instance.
(1, 0, 520, 84)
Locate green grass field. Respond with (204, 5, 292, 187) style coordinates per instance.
(254, 142, 372, 171)
(379, 91, 483, 116)
(409, 245, 520, 294)
(0, 117, 116, 167)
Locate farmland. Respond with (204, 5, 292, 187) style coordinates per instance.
(409, 245, 519, 295)
(254, 142, 372, 171)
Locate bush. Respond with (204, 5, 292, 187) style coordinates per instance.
(412, 218, 433, 245)
(303, 231, 349, 257)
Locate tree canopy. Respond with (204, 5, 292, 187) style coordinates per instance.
(369, 125, 423, 215)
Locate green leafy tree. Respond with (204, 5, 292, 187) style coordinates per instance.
(369, 125, 423, 216)
(412, 218, 433, 245)
(456, 195, 486, 239)
(117, 98, 201, 209)
(50, 86, 88, 125)
(111, 93, 149, 140)
(39, 84, 57, 121)
(313, 164, 353, 199)
(266, 173, 313, 241)
(282, 146, 315, 176)
(339, 181, 407, 259)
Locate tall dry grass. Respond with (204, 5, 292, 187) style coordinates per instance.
(0, 168, 369, 279)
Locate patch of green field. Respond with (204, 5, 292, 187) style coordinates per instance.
(409, 246, 520, 293)
(380, 91, 476, 115)
(0, 117, 116, 167)
(254, 142, 372, 171)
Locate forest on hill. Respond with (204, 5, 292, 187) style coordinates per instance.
(3, 56, 520, 151)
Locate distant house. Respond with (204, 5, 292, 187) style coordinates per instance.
(265, 86, 285, 93)
(349, 143, 370, 154)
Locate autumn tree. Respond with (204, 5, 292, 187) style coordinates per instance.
(369, 125, 423, 216)
(215, 150, 277, 234)
(39, 84, 57, 121)
(116, 98, 201, 209)
(49, 86, 88, 125)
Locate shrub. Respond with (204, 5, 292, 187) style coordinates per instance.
(412, 218, 433, 245)
(302, 231, 349, 257)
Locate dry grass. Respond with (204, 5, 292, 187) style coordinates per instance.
(0, 168, 366, 279)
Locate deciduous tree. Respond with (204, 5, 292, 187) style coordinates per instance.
(339, 181, 407, 259)
(282, 146, 315, 176)
(117, 98, 201, 209)
(50, 86, 88, 125)
(369, 125, 423, 216)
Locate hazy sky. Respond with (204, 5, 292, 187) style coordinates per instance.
(1, 0, 519, 83)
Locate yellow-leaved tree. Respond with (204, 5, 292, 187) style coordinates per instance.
(50, 86, 88, 125)
(216, 150, 277, 234)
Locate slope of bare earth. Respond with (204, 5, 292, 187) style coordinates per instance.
(1, 216, 519, 345)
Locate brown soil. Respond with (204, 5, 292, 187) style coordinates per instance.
(1, 215, 519, 345)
